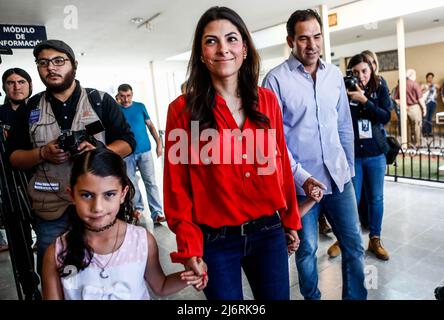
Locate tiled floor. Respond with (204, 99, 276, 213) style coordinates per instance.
(0, 180, 443, 300)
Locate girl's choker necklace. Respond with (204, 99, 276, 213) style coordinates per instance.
(85, 217, 118, 232)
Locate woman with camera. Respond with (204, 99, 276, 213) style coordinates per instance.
(329, 53, 392, 261)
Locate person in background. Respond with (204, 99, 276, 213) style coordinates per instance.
(1, 68, 41, 299)
(115, 93, 122, 105)
(42, 149, 204, 299)
(328, 49, 392, 257)
(164, 6, 301, 300)
(0, 68, 34, 252)
(263, 9, 367, 300)
(441, 82, 444, 105)
(422, 72, 438, 137)
(393, 69, 426, 147)
(329, 53, 392, 261)
(117, 84, 166, 225)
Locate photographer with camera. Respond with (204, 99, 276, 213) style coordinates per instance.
(328, 53, 392, 261)
(8, 40, 135, 276)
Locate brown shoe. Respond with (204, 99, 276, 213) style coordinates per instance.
(368, 236, 389, 260)
(0, 244, 8, 252)
(318, 214, 332, 235)
(327, 241, 341, 258)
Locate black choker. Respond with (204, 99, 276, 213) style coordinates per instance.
(85, 217, 118, 232)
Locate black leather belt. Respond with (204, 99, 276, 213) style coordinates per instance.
(200, 212, 280, 236)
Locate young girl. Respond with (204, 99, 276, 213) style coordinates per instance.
(42, 148, 204, 300)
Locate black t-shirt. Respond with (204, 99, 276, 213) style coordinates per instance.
(0, 101, 25, 130)
(7, 80, 136, 157)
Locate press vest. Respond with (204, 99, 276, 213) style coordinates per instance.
(27, 87, 106, 220)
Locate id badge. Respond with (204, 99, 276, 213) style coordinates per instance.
(358, 119, 372, 139)
(34, 181, 60, 192)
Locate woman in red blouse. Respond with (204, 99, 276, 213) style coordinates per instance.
(164, 6, 301, 300)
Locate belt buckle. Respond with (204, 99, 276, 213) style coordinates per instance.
(240, 221, 250, 236)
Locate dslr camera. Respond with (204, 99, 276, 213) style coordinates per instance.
(57, 120, 105, 157)
(344, 69, 359, 92)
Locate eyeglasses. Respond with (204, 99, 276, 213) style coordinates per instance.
(36, 57, 70, 68)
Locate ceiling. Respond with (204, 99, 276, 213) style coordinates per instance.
(330, 5, 444, 46)
(1, 0, 443, 70)
(0, 0, 352, 67)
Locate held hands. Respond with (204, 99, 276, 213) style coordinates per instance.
(302, 177, 327, 202)
(347, 84, 368, 104)
(183, 256, 208, 291)
(310, 186, 323, 203)
(285, 229, 300, 256)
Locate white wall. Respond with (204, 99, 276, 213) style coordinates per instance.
(329, 0, 444, 32)
(331, 25, 444, 60)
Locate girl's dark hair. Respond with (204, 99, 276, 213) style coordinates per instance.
(347, 53, 379, 95)
(57, 149, 135, 275)
(186, 6, 270, 130)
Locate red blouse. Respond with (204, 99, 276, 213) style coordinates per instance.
(164, 87, 301, 264)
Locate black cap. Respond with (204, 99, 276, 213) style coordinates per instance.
(33, 39, 76, 64)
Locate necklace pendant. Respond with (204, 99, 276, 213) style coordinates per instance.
(99, 268, 109, 279)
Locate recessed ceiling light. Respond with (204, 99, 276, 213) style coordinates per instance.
(130, 17, 144, 24)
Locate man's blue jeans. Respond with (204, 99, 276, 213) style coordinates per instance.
(295, 181, 367, 300)
(423, 101, 436, 135)
(353, 154, 386, 238)
(202, 214, 290, 300)
(124, 151, 163, 220)
(35, 212, 69, 276)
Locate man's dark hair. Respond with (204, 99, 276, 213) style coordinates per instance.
(2, 68, 33, 96)
(118, 83, 133, 92)
(286, 9, 322, 38)
(426, 72, 434, 78)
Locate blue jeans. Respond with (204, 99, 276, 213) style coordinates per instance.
(296, 181, 367, 300)
(0, 229, 7, 246)
(124, 151, 163, 220)
(35, 212, 69, 276)
(423, 101, 436, 135)
(353, 154, 386, 238)
(202, 214, 289, 300)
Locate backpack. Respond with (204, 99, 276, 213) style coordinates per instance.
(385, 136, 401, 165)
